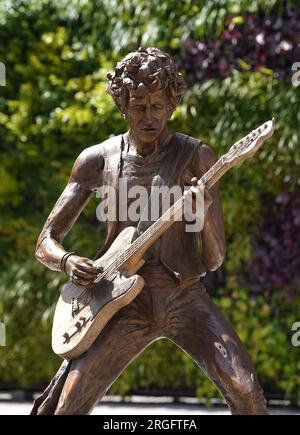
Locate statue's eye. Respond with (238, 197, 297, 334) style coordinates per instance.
(132, 105, 144, 111)
(153, 105, 163, 110)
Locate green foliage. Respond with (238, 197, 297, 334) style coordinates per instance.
(0, 0, 299, 402)
(0, 261, 62, 386)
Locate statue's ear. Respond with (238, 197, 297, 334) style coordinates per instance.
(121, 104, 128, 119)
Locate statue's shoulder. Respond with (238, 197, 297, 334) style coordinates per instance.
(172, 132, 217, 173)
(173, 132, 216, 159)
(79, 134, 122, 160)
(97, 134, 123, 157)
(172, 132, 202, 151)
(76, 134, 123, 167)
(71, 135, 123, 188)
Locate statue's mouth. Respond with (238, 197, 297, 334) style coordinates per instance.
(142, 127, 156, 132)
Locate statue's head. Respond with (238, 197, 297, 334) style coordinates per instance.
(107, 47, 186, 143)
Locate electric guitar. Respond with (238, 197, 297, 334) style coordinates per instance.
(52, 118, 275, 359)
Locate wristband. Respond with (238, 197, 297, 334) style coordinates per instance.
(60, 252, 76, 273)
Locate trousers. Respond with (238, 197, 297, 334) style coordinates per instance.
(32, 265, 268, 415)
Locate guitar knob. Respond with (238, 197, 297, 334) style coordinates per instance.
(62, 332, 70, 343)
(75, 321, 82, 331)
(79, 316, 86, 326)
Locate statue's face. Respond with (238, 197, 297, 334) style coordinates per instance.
(125, 88, 170, 143)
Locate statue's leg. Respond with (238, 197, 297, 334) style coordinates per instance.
(36, 285, 158, 415)
(164, 281, 269, 415)
(31, 359, 71, 415)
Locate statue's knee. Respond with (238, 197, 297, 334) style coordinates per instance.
(213, 340, 268, 413)
(213, 340, 262, 396)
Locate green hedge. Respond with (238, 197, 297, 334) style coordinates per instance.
(0, 0, 299, 402)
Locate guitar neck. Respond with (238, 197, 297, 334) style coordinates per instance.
(201, 155, 230, 188)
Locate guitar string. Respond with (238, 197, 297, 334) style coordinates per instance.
(75, 127, 264, 306)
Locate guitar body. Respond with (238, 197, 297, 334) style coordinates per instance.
(52, 226, 145, 359)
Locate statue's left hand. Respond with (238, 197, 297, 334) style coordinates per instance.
(190, 177, 213, 216)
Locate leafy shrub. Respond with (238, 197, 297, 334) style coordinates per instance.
(183, 9, 300, 81)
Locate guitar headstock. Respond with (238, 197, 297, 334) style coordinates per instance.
(223, 118, 276, 166)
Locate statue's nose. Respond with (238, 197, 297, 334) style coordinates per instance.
(145, 105, 153, 125)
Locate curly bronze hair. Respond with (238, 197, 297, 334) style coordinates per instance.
(106, 47, 187, 116)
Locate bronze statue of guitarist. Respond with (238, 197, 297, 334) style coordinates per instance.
(31, 47, 269, 415)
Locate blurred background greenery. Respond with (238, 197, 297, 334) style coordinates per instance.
(0, 0, 300, 404)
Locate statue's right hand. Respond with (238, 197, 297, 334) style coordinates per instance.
(65, 255, 101, 288)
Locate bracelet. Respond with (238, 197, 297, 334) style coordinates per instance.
(60, 252, 76, 274)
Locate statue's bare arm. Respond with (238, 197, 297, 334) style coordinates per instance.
(193, 144, 226, 271)
(35, 145, 104, 287)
